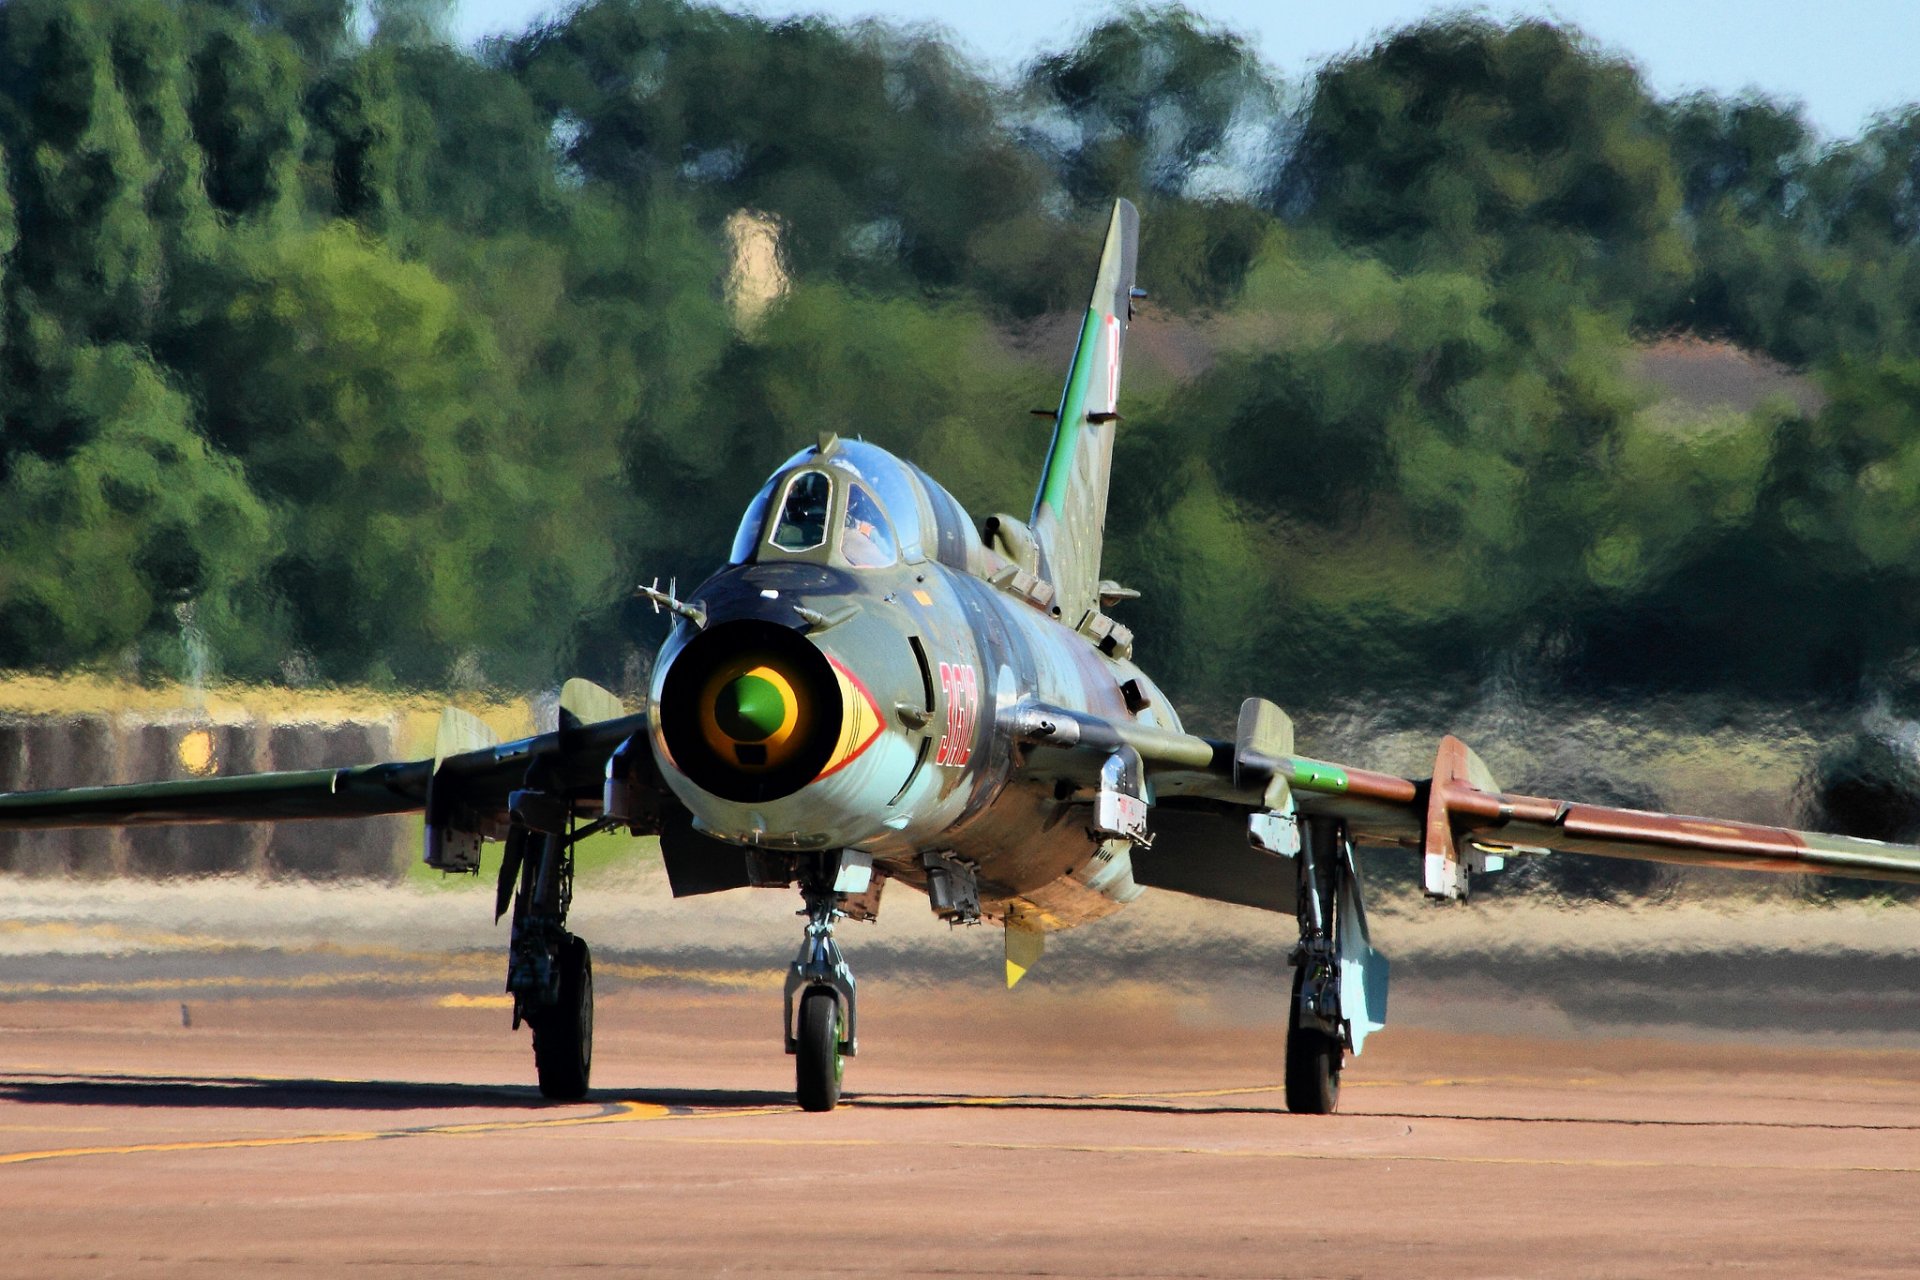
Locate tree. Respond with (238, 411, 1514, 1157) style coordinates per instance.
(1665, 92, 1816, 223)
(171, 226, 584, 683)
(1805, 109, 1920, 252)
(0, 344, 277, 676)
(188, 16, 307, 224)
(1285, 18, 1692, 325)
(505, 0, 1046, 290)
(387, 43, 561, 235)
(306, 46, 402, 232)
(370, 0, 455, 48)
(1024, 5, 1281, 204)
(107, 1, 217, 272)
(0, 1, 163, 343)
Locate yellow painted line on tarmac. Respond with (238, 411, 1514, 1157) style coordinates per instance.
(0, 1100, 669, 1169)
(673, 1107, 789, 1122)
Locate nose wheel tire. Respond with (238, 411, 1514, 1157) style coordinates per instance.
(795, 986, 845, 1112)
(532, 934, 593, 1101)
(1284, 966, 1341, 1115)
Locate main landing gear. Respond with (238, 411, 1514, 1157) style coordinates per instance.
(1284, 816, 1387, 1115)
(785, 852, 858, 1112)
(500, 788, 609, 1101)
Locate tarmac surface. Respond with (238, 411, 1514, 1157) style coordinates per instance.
(4, 878, 1920, 1278)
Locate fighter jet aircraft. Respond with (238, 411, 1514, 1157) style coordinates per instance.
(4, 200, 1919, 1113)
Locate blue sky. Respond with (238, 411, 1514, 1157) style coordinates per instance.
(450, 0, 1917, 142)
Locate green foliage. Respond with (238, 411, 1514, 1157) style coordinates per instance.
(0, 1, 163, 341)
(369, 0, 455, 49)
(305, 45, 402, 232)
(1025, 5, 1280, 204)
(187, 16, 306, 223)
(1110, 234, 1660, 698)
(693, 283, 1050, 528)
(505, 0, 1048, 290)
(386, 44, 557, 235)
(1, 0, 1919, 718)
(173, 225, 604, 685)
(1287, 18, 1693, 326)
(107, 1, 216, 268)
(0, 344, 276, 673)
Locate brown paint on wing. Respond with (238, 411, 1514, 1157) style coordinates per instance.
(1393, 732, 1920, 887)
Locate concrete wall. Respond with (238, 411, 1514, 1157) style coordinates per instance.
(0, 714, 414, 881)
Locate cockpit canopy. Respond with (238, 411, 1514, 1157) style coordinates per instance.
(729, 440, 929, 569)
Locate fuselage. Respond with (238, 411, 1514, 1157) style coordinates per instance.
(646, 437, 1174, 929)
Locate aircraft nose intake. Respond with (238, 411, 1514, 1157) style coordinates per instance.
(658, 617, 897, 806)
(660, 619, 853, 803)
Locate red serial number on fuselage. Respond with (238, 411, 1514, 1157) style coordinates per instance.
(935, 662, 979, 767)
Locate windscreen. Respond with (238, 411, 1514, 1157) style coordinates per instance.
(771, 471, 831, 551)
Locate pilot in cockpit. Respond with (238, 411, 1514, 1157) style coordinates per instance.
(841, 484, 898, 569)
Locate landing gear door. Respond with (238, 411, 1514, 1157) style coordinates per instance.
(1336, 841, 1389, 1053)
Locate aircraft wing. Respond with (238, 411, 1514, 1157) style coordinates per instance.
(1006, 697, 1920, 904)
(0, 707, 655, 863)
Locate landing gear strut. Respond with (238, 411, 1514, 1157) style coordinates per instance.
(785, 852, 857, 1112)
(502, 789, 607, 1101)
(1286, 817, 1350, 1115)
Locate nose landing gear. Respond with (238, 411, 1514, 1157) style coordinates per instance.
(785, 852, 859, 1112)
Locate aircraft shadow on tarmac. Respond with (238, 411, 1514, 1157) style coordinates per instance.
(0, 1073, 820, 1112)
(0, 1073, 584, 1112)
(6, 1074, 1919, 1130)
(0, 1075, 1279, 1117)
(848, 1092, 1293, 1117)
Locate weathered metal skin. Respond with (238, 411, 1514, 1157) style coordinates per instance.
(647, 436, 1171, 929)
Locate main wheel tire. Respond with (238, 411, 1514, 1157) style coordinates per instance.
(1284, 966, 1341, 1115)
(532, 934, 593, 1101)
(795, 987, 844, 1113)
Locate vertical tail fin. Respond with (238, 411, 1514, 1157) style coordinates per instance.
(1031, 199, 1139, 629)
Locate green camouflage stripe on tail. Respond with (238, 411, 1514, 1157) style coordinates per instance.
(1038, 308, 1104, 515)
(1031, 199, 1138, 629)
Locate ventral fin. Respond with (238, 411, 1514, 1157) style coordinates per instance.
(1005, 915, 1045, 988)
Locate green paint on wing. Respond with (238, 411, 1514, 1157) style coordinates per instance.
(1287, 759, 1351, 793)
(1038, 307, 1103, 514)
